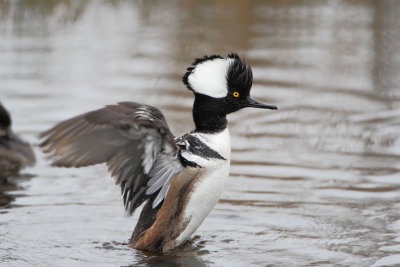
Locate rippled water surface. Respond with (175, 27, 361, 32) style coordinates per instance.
(1, 1, 400, 266)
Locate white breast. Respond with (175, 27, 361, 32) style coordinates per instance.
(175, 128, 231, 246)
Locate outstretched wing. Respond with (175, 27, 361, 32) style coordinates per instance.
(40, 102, 183, 214)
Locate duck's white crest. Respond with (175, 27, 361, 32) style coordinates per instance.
(188, 58, 234, 98)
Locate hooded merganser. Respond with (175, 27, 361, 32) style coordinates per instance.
(40, 53, 277, 253)
(0, 102, 35, 179)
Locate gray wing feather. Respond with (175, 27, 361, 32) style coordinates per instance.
(153, 184, 170, 209)
(146, 152, 183, 208)
(40, 102, 183, 214)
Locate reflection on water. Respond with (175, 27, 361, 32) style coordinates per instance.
(1, 0, 400, 266)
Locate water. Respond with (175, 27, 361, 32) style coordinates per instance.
(1, 0, 400, 266)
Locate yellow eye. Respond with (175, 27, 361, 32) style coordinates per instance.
(233, 92, 239, 97)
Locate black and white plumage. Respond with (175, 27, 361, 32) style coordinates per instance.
(0, 102, 35, 178)
(40, 53, 277, 253)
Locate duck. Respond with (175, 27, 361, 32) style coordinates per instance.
(39, 53, 277, 253)
(0, 102, 35, 180)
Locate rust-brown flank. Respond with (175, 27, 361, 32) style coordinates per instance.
(132, 167, 201, 252)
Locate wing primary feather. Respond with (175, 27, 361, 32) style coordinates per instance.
(146, 169, 171, 195)
(121, 181, 126, 195)
(123, 188, 131, 206)
(152, 184, 170, 209)
(127, 186, 146, 214)
(132, 173, 145, 193)
(110, 157, 130, 179)
(41, 121, 92, 150)
(40, 102, 184, 216)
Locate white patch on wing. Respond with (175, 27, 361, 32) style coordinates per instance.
(141, 133, 160, 174)
(188, 58, 234, 98)
(135, 106, 153, 121)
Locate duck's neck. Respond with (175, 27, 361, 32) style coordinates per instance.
(192, 94, 227, 133)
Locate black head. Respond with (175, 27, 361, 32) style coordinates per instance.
(183, 54, 277, 132)
(183, 53, 277, 115)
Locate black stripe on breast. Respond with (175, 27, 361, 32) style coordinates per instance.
(178, 154, 201, 168)
(183, 135, 225, 160)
